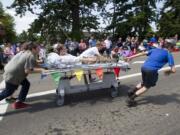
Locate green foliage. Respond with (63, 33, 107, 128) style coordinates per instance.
(158, 0, 180, 37)
(0, 2, 16, 43)
(16, 30, 42, 42)
(10, 0, 106, 43)
(106, 0, 157, 39)
(6, 0, 180, 42)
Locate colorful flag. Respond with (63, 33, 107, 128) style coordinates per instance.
(74, 70, 84, 81)
(51, 72, 62, 85)
(113, 67, 120, 77)
(96, 68, 103, 80)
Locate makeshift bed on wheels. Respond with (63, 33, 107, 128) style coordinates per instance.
(43, 62, 130, 106)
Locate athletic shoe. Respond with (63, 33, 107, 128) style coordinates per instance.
(11, 102, 30, 109)
(126, 97, 137, 107)
(128, 88, 138, 97)
(5, 97, 17, 104)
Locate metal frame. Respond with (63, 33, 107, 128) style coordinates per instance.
(56, 71, 121, 106)
(45, 62, 130, 106)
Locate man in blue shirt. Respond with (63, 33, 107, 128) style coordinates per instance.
(88, 36, 96, 47)
(126, 39, 176, 107)
(150, 34, 157, 43)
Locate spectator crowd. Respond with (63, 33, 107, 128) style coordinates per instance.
(0, 34, 179, 70)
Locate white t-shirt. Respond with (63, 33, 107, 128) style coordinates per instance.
(79, 47, 100, 58)
(39, 47, 46, 60)
(104, 39, 112, 49)
(46, 52, 61, 66)
(46, 53, 81, 68)
(59, 54, 80, 64)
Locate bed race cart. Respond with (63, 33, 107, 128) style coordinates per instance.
(42, 61, 130, 106)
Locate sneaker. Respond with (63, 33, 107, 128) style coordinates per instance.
(11, 102, 30, 109)
(5, 97, 17, 104)
(127, 88, 138, 98)
(126, 97, 137, 107)
(128, 91, 134, 98)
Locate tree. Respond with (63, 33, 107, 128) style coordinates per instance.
(158, 0, 180, 37)
(0, 2, 16, 43)
(105, 0, 133, 39)
(106, 0, 158, 39)
(130, 0, 157, 38)
(10, 0, 106, 42)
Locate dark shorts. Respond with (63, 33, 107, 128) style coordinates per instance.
(141, 67, 158, 88)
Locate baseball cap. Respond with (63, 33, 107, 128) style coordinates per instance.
(164, 38, 176, 49)
(165, 39, 176, 45)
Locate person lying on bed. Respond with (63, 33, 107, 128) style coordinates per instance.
(57, 44, 97, 64)
(46, 43, 113, 68)
(79, 41, 113, 63)
(57, 41, 109, 64)
(78, 41, 111, 82)
(46, 44, 98, 68)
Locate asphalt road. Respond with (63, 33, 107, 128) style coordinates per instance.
(0, 52, 180, 135)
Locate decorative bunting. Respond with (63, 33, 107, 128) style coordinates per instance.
(113, 67, 120, 77)
(96, 68, 103, 80)
(74, 70, 84, 81)
(51, 72, 62, 86)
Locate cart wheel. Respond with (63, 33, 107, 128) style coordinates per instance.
(111, 86, 118, 98)
(56, 89, 58, 94)
(56, 95, 64, 106)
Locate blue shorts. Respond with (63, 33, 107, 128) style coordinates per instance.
(141, 67, 158, 88)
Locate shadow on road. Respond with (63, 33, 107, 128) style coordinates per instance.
(2, 84, 133, 116)
(137, 93, 180, 106)
(65, 84, 132, 107)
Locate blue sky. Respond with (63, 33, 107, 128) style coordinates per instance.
(1, 0, 164, 34)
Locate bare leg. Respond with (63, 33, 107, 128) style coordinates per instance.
(136, 82, 143, 89)
(81, 57, 97, 64)
(128, 82, 143, 97)
(135, 86, 148, 96)
(127, 83, 148, 107)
